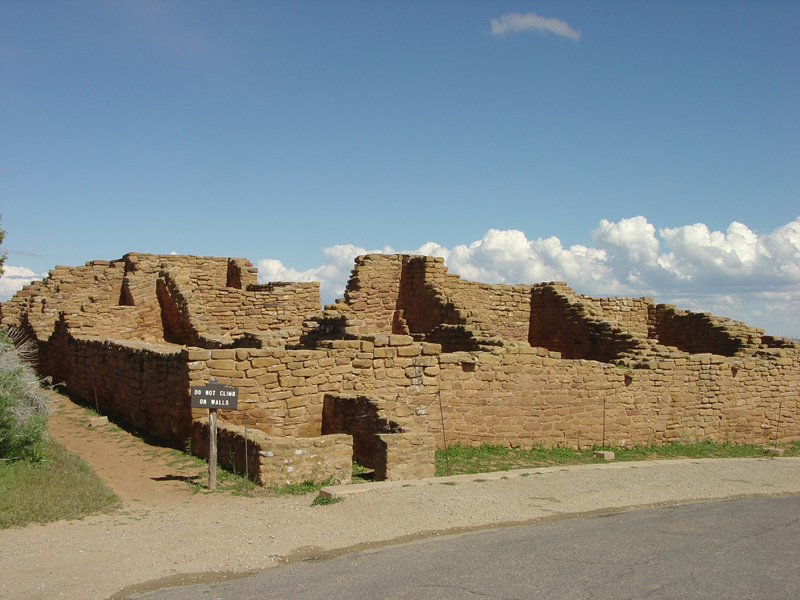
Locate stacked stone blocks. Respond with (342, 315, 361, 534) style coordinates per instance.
(2, 251, 799, 486)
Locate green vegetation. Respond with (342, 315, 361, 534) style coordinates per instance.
(435, 440, 798, 477)
(351, 460, 373, 483)
(0, 330, 50, 462)
(311, 494, 343, 506)
(0, 437, 119, 528)
(0, 334, 120, 528)
(266, 476, 333, 496)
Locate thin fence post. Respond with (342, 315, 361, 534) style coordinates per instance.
(244, 409, 249, 494)
(602, 397, 607, 452)
(438, 391, 450, 477)
(209, 408, 217, 490)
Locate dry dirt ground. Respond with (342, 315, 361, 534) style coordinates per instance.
(2, 392, 800, 600)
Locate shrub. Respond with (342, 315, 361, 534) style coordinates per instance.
(0, 329, 50, 462)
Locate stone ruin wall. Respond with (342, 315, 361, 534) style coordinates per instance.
(3, 253, 317, 348)
(2, 251, 799, 485)
(39, 334, 193, 443)
(433, 345, 798, 449)
(338, 254, 533, 350)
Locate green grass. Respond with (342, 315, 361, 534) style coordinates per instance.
(435, 440, 798, 477)
(266, 477, 334, 496)
(0, 437, 120, 528)
(188, 460, 335, 498)
(311, 494, 343, 506)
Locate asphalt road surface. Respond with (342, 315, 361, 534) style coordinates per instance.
(129, 494, 800, 600)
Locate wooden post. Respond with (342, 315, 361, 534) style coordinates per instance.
(190, 376, 237, 492)
(209, 408, 218, 490)
(244, 409, 249, 495)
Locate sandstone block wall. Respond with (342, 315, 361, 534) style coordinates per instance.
(192, 418, 353, 486)
(429, 344, 799, 449)
(4, 250, 800, 486)
(321, 394, 436, 480)
(653, 304, 765, 356)
(184, 336, 440, 437)
(340, 253, 404, 334)
(575, 293, 654, 340)
(2, 253, 320, 350)
(527, 283, 644, 362)
(38, 332, 192, 444)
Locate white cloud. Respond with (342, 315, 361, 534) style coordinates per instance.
(0, 265, 46, 301)
(257, 244, 393, 303)
(490, 11, 581, 42)
(256, 216, 800, 336)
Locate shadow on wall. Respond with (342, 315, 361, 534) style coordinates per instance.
(321, 394, 401, 480)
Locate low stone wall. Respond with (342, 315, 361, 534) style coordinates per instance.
(321, 394, 436, 480)
(37, 332, 192, 445)
(378, 430, 436, 480)
(192, 418, 353, 486)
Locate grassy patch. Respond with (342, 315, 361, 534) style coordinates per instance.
(351, 461, 374, 483)
(311, 494, 343, 506)
(0, 437, 119, 528)
(267, 477, 333, 496)
(435, 440, 796, 477)
(193, 467, 336, 498)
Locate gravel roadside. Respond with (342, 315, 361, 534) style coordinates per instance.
(2, 457, 799, 600)
(2, 393, 799, 600)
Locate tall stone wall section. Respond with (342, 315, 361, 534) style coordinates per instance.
(574, 293, 654, 340)
(396, 256, 532, 347)
(339, 254, 404, 335)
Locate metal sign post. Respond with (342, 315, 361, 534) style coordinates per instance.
(191, 377, 239, 491)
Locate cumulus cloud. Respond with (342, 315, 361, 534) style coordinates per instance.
(257, 244, 395, 303)
(0, 265, 47, 301)
(490, 11, 581, 42)
(256, 216, 800, 336)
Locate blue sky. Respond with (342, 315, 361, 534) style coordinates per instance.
(1, 1, 798, 336)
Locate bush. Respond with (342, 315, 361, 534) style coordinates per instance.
(0, 329, 50, 462)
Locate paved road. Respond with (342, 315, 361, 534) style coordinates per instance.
(129, 494, 800, 600)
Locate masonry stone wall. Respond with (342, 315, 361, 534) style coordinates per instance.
(321, 394, 436, 480)
(184, 336, 439, 435)
(574, 293, 654, 340)
(428, 344, 799, 449)
(397, 256, 533, 348)
(3, 250, 800, 486)
(528, 283, 644, 362)
(37, 330, 192, 444)
(653, 304, 765, 356)
(192, 418, 353, 486)
(2, 253, 319, 350)
(340, 253, 404, 335)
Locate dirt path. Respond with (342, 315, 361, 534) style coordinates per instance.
(46, 391, 207, 504)
(2, 393, 800, 600)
